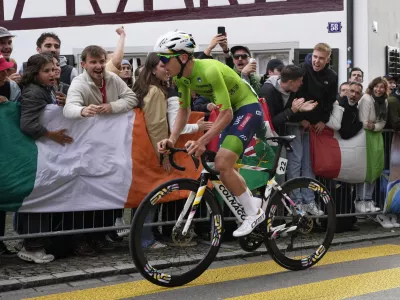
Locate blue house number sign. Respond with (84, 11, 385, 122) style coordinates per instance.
(328, 22, 342, 33)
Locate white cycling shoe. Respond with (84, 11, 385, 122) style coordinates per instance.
(233, 209, 265, 237)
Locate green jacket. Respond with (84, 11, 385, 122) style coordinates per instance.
(388, 95, 400, 131)
(233, 67, 261, 96)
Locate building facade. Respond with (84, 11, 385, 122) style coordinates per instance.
(1, 0, 398, 83)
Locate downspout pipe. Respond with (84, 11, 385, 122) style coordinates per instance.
(347, 0, 354, 78)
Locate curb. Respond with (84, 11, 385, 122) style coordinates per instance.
(1, 231, 399, 292)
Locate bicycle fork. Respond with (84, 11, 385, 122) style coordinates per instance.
(177, 176, 209, 236)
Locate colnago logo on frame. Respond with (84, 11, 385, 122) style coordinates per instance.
(217, 183, 246, 221)
(1, 0, 344, 30)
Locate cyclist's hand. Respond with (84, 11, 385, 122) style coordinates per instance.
(185, 140, 206, 157)
(46, 129, 73, 146)
(197, 117, 213, 132)
(158, 139, 175, 154)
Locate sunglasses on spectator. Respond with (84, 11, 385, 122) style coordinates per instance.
(233, 54, 250, 60)
(157, 54, 180, 64)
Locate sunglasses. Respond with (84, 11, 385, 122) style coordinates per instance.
(158, 54, 180, 64)
(233, 54, 249, 60)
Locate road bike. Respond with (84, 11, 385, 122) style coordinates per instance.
(130, 135, 336, 287)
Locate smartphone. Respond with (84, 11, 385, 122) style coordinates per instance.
(217, 26, 226, 36)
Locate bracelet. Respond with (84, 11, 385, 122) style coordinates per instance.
(223, 48, 230, 54)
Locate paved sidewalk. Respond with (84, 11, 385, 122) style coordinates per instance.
(0, 218, 399, 292)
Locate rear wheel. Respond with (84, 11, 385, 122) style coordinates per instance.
(130, 178, 223, 287)
(264, 177, 336, 271)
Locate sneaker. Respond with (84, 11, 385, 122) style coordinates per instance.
(233, 209, 265, 237)
(90, 237, 115, 252)
(17, 247, 54, 264)
(389, 215, 400, 228)
(302, 202, 324, 216)
(354, 200, 371, 213)
(115, 217, 130, 237)
(148, 241, 167, 250)
(0, 242, 17, 258)
(107, 231, 123, 243)
(376, 215, 394, 229)
(365, 200, 380, 212)
(72, 240, 96, 257)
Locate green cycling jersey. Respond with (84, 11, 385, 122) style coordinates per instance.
(174, 59, 258, 112)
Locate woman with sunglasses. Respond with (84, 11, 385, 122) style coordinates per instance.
(156, 30, 267, 238)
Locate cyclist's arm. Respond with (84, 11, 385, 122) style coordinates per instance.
(169, 81, 191, 144)
(197, 67, 233, 145)
(169, 107, 191, 144)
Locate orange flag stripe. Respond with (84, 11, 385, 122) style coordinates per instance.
(126, 109, 205, 208)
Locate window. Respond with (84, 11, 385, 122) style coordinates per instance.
(252, 51, 290, 75)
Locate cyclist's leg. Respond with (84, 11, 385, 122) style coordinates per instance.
(215, 102, 265, 237)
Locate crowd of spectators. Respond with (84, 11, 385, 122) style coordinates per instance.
(0, 25, 399, 263)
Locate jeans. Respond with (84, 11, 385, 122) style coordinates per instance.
(286, 125, 315, 204)
(355, 182, 376, 201)
(141, 206, 157, 248)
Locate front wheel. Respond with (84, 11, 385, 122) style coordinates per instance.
(264, 177, 336, 271)
(130, 178, 223, 287)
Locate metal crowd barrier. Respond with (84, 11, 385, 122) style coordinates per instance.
(0, 128, 394, 242)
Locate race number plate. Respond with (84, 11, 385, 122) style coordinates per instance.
(276, 157, 288, 175)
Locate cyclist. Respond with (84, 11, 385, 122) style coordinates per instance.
(156, 30, 265, 237)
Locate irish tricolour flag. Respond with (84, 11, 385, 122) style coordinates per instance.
(0, 102, 202, 212)
(310, 127, 384, 184)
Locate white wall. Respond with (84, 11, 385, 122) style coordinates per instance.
(354, 0, 370, 84)
(367, 0, 400, 82)
(10, 9, 347, 81)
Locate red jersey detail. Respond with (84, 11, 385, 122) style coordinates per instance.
(238, 113, 253, 131)
(99, 79, 106, 103)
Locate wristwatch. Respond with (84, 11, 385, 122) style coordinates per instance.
(223, 48, 230, 54)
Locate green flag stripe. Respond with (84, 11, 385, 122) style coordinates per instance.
(0, 102, 37, 211)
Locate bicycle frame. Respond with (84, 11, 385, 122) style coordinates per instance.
(178, 142, 300, 236)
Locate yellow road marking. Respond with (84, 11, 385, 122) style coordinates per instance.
(25, 245, 400, 300)
(227, 267, 400, 300)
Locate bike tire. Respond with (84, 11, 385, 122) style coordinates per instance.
(130, 178, 223, 287)
(264, 177, 336, 271)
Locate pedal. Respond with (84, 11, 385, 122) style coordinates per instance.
(270, 225, 297, 239)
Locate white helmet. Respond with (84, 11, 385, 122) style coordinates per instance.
(154, 30, 196, 54)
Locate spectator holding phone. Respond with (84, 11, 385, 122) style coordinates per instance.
(230, 46, 261, 95)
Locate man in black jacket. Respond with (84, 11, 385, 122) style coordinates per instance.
(260, 65, 317, 136)
(287, 43, 338, 215)
(338, 82, 363, 139)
